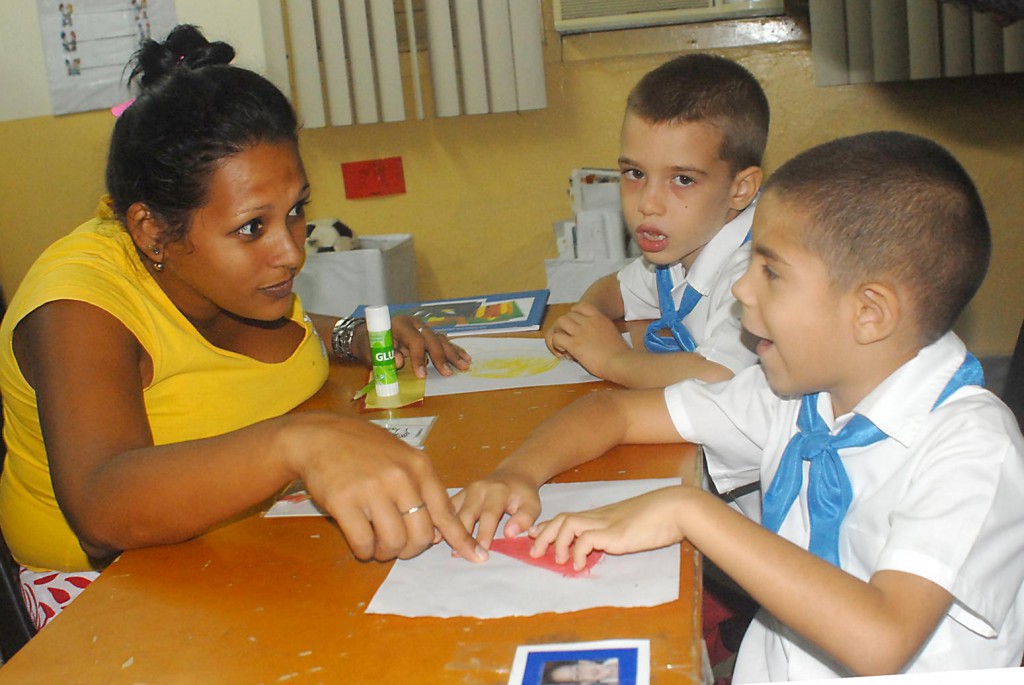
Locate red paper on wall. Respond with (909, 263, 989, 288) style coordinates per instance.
(341, 157, 406, 199)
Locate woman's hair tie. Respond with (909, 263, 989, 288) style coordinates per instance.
(110, 97, 136, 118)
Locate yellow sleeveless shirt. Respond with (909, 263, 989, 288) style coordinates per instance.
(0, 199, 329, 571)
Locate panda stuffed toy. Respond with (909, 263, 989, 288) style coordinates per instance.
(305, 218, 359, 254)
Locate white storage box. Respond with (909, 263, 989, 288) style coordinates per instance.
(294, 234, 418, 317)
(545, 257, 633, 304)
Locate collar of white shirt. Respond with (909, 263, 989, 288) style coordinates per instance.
(821, 332, 976, 448)
(664, 195, 758, 298)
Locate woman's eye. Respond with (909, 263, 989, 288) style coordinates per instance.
(237, 219, 263, 237)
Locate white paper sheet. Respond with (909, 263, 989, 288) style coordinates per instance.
(426, 336, 600, 396)
(366, 479, 681, 618)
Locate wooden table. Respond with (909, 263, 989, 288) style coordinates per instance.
(0, 308, 702, 684)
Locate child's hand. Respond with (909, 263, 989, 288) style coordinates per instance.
(528, 485, 691, 571)
(545, 303, 630, 378)
(390, 315, 472, 378)
(450, 470, 543, 549)
(544, 319, 573, 360)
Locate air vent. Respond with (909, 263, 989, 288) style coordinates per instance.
(552, 0, 785, 34)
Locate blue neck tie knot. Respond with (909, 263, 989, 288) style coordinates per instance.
(644, 230, 751, 354)
(761, 352, 984, 568)
(645, 266, 702, 353)
(761, 397, 877, 566)
(798, 431, 832, 458)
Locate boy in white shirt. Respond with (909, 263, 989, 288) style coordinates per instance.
(547, 53, 766, 389)
(458, 132, 1024, 680)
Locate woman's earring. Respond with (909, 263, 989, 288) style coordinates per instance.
(150, 246, 163, 272)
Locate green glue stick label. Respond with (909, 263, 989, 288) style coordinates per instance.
(365, 305, 399, 397)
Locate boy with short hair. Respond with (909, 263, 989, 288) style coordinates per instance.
(547, 53, 767, 389)
(460, 132, 1024, 679)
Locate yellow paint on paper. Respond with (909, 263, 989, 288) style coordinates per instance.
(468, 354, 560, 379)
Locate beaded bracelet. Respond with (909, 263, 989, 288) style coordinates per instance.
(330, 316, 365, 362)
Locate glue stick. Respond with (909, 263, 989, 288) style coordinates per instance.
(365, 305, 399, 397)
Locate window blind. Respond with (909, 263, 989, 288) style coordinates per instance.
(810, 0, 1024, 85)
(258, 0, 547, 127)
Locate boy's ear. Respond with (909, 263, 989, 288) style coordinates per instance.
(851, 281, 901, 345)
(729, 166, 763, 211)
(125, 202, 164, 262)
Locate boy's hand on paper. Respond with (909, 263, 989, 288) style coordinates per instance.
(528, 485, 690, 571)
(545, 303, 630, 378)
(391, 315, 472, 378)
(451, 470, 542, 550)
(284, 413, 487, 563)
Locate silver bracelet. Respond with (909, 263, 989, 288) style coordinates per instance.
(330, 316, 365, 362)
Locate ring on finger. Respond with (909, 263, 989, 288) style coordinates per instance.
(401, 502, 427, 516)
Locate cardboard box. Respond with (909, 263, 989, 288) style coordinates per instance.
(294, 234, 418, 317)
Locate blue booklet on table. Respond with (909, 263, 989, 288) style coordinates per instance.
(352, 289, 549, 337)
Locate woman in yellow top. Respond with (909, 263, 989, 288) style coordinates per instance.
(0, 24, 485, 629)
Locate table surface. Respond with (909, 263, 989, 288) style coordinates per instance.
(0, 306, 702, 684)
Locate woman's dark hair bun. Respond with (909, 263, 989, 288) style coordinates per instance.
(129, 24, 235, 89)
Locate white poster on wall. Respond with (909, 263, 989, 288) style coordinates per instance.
(36, 0, 177, 116)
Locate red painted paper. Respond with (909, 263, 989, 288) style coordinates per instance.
(489, 536, 603, 578)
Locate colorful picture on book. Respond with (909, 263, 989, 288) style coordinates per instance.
(408, 298, 524, 328)
(354, 289, 548, 337)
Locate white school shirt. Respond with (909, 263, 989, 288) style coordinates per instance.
(617, 200, 757, 374)
(664, 333, 1024, 682)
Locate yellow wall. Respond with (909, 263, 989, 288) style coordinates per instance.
(2, 21, 1023, 356)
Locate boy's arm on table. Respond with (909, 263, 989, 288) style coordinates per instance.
(545, 302, 733, 388)
(603, 346, 734, 388)
(579, 273, 626, 318)
(532, 486, 952, 677)
(546, 274, 624, 357)
(18, 301, 484, 566)
(307, 312, 469, 377)
(453, 387, 678, 546)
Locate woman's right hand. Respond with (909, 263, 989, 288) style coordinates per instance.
(390, 315, 472, 378)
(450, 470, 543, 548)
(281, 412, 488, 563)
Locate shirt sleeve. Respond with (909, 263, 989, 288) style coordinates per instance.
(664, 366, 776, 493)
(873, 392, 1024, 638)
(20, 239, 155, 352)
(693, 243, 758, 374)
(617, 258, 661, 321)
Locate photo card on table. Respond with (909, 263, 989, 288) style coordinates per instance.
(508, 639, 650, 685)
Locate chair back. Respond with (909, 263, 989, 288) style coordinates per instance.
(1002, 320, 1024, 430)
(0, 285, 38, 660)
(0, 483, 35, 661)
